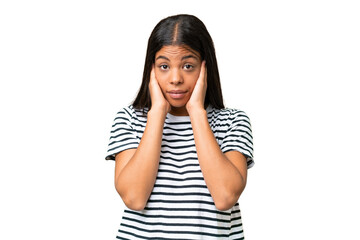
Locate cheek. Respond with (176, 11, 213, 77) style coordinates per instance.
(154, 70, 168, 92)
(186, 72, 200, 91)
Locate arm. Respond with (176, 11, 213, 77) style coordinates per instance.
(186, 62, 248, 211)
(188, 108, 248, 211)
(114, 68, 170, 211)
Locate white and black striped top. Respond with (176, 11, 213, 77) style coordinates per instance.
(105, 105, 254, 239)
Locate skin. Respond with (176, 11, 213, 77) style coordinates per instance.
(114, 45, 248, 211)
(154, 45, 202, 116)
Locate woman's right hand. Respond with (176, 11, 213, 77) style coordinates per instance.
(115, 66, 170, 210)
(149, 65, 171, 114)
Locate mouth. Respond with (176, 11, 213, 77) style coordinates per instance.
(167, 90, 188, 99)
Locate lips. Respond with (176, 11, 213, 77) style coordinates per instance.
(167, 90, 187, 99)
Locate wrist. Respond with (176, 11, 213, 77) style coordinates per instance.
(148, 107, 168, 120)
(187, 105, 207, 117)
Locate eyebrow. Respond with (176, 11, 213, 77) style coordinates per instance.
(155, 54, 199, 61)
(155, 56, 170, 61)
(182, 55, 198, 60)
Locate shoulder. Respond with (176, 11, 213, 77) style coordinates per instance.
(208, 106, 251, 124)
(114, 105, 148, 121)
(115, 105, 136, 117)
(110, 106, 148, 132)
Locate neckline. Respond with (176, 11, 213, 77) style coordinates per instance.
(166, 105, 213, 120)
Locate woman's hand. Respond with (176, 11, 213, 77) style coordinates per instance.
(149, 65, 171, 114)
(186, 61, 207, 114)
(115, 66, 170, 211)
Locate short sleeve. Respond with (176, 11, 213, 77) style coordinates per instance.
(220, 110, 254, 169)
(105, 106, 140, 160)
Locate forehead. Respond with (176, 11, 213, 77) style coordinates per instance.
(155, 45, 201, 60)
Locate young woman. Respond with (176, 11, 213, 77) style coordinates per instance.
(105, 14, 254, 239)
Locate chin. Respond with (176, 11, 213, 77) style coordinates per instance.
(168, 100, 188, 108)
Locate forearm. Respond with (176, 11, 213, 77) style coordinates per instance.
(115, 109, 166, 210)
(189, 108, 246, 210)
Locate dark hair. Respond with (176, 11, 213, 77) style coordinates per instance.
(133, 14, 224, 110)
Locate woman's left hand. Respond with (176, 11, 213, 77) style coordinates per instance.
(186, 61, 207, 114)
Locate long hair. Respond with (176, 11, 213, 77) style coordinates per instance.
(133, 14, 224, 110)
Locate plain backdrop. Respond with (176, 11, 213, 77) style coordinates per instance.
(1, 0, 359, 239)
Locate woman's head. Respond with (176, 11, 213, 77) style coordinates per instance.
(133, 14, 224, 111)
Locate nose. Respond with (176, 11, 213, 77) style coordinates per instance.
(170, 69, 183, 85)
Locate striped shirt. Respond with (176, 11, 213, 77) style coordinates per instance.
(105, 105, 254, 239)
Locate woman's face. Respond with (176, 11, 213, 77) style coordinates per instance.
(154, 45, 202, 116)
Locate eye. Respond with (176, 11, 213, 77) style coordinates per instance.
(159, 64, 169, 70)
(183, 64, 193, 70)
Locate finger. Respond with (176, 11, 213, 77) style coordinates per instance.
(199, 61, 206, 81)
(198, 61, 207, 88)
(150, 65, 155, 83)
(149, 66, 161, 95)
